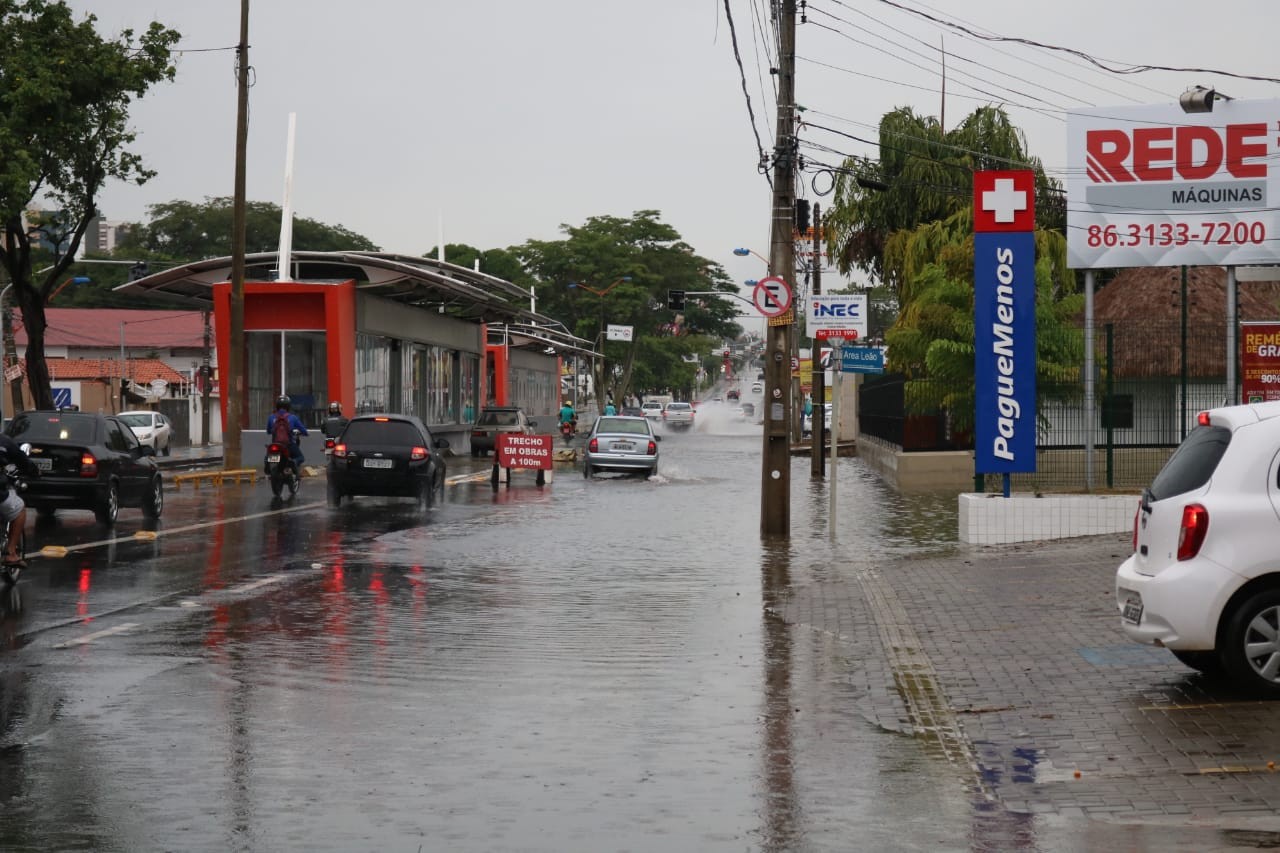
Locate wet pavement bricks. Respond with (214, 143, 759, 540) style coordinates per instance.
(774, 533, 1280, 829)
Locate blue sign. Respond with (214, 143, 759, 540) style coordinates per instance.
(974, 231, 1036, 473)
(51, 387, 72, 409)
(840, 347, 884, 374)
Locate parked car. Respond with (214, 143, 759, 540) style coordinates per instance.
(662, 401, 695, 431)
(470, 406, 537, 457)
(801, 404, 833, 437)
(1116, 400, 1280, 693)
(118, 410, 174, 456)
(5, 410, 163, 525)
(640, 401, 663, 420)
(584, 416, 661, 478)
(327, 413, 449, 508)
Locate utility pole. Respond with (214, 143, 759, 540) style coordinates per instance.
(761, 0, 797, 538)
(810, 204, 825, 477)
(201, 310, 212, 447)
(226, 0, 250, 466)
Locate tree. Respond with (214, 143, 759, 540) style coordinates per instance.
(516, 211, 740, 405)
(0, 1, 179, 408)
(114, 197, 379, 260)
(421, 243, 527, 285)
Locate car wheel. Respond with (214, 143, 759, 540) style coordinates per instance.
(162, 440, 171, 457)
(583, 464, 594, 479)
(327, 481, 342, 507)
(471, 447, 480, 458)
(35, 507, 56, 524)
(1171, 649, 1226, 677)
(94, 481, 119, 525)
(141, 476, 164, 519)
(1222, 588, 1280, 694)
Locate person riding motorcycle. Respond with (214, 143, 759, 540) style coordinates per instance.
(0, 434, 38, 569)
(322, 400, 349, 439)
(266, 395, 309, 468)
(559, 401, 577, 438)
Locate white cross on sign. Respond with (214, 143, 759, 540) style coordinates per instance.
(982, 178, 1028, 223)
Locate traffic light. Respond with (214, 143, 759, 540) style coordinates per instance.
(795, 198, 811, 233)
(667, 289, 686, 310)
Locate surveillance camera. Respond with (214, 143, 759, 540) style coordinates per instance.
(1179, 87, 1216, 114)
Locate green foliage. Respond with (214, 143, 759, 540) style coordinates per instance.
(0, 1, 179, 407)
(516, 211, 740, 401)
(421, 244, 527, 285)
(116, 197, 378, 259)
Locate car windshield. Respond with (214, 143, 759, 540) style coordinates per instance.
(478, 410, 519, 426)
(595, 418, 651, 435)
(642, 403, 660, 409)
(341, 420, 424, 445)
(1148, 424, 1231, 501)
(118, 414, 152, 428)
(7, 413, 96, 443)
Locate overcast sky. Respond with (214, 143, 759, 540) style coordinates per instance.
(68, 0, 1279, 330)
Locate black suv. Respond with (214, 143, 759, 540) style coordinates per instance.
(6, 410, 163, 524)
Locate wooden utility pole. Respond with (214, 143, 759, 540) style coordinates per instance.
(761, 0, 797, 538)
(226, 0, 250, 466)
(810, 204, 825, 477)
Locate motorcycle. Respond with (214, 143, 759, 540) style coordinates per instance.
(0, 450, 33, 585)
(265, 429, 302, 499)
(560, 418, 577, 444)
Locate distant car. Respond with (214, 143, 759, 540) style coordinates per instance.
(662, 401, 695, 431)
(801, 404, 833, 437)
(640, 401, 663, 420)
(750, 382, 763, 394)
(726, 389, 740, 402)
(327, 413, 449, 508)
(584, 416, 661, 478)
(740, 402, 756, 419)
(1116, 399, 1280, 693)
(620, 406, 644, 417)
(118, 410, 174, 456)
(470, 406, 537, 457)
(5, 410, 163, 525)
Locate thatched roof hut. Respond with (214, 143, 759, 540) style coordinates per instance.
(1092, 267, 1280, 378)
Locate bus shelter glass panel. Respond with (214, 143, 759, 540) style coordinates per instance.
(460, 353, 479, 424)
(246, 331, 328, 427)
(355, 333, 393, 415)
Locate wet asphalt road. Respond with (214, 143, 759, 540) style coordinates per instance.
(0, 403, 1252, 851)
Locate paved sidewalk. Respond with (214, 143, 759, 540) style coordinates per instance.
(775, 534, 1280, 832)
(155, 444, 224, 470)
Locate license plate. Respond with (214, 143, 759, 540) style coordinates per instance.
(31, 457, 51, 471)
(266, 454, 281, 464)
(611, 442, 634, 451)
(1122, 598, 1143, 625)
(363, 458, 394, 469)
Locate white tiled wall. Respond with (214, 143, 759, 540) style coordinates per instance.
(958, 493, 1137, 545)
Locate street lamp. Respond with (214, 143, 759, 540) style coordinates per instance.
(566, 275, 632, 297)
(567, 276, 633, 414)
(732, 247, 771, 271)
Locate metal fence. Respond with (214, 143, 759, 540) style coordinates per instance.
(858, 320, 1237, 492)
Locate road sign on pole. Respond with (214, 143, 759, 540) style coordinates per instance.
(752, 276, 793, 318)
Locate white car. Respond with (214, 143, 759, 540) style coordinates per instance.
(118, 410, 174, 456)
(801, 404, 832, 437)
(750, 382, 763, 394)
(640, 401, 663, 420)
(1116, 400, 1280, 693)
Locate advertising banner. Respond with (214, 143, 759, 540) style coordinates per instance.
(806, 294, 868, 341)
(1066, 98, 1280, 269)
(974, 170, 1037, 474)
(1241, 321, 1280, 403)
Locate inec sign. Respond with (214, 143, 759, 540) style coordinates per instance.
(806, 294, 867, 341)
(974, 171, 1036, 475)
(1066, 98, 1280, 268)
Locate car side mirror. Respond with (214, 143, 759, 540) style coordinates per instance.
(653, 434, 662, 442)
(435, 438, 450, 450)
(137, 445, 156, 457)
(528, 420, 537, 428)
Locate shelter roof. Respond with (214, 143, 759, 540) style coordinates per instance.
(114, 251, 596, 356)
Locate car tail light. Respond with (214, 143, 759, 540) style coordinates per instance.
(80, 453, 97, 477)
(646, 440, 657, 455)
(1176, 503, 1209, 561)
(1132, 502, 1140, 552)
(333, 443, 348, 458)
(472, 430, 485, 438)
(1197, 411, 1211, 426)
(410, 446, 428, 461)
(588, 438, 598, 453)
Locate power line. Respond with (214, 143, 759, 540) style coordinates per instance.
(723, 0, 773, 184)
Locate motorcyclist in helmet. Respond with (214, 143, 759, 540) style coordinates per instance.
(0, 434, 38, 569)
(266, 395, 308, 466)
(322, 400, 349, 439)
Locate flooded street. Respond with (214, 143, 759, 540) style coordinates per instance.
(0, 404, 1264, 850)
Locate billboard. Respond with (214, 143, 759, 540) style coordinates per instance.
(806, 294, 867, 341)
(1241, 321, 1280, 404)
(974, 171, 1037, 474)
(1066, 98, 1280, 269)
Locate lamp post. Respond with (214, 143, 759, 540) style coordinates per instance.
(567, 276, 631, 413)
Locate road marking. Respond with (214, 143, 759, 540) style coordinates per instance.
(220, 573, 288, 596)
(53, 622, 140, 649)
(445, 470, 492, 485)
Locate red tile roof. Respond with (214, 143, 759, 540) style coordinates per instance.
(13, 308, 205, 348)
(47, 358, 187, 385)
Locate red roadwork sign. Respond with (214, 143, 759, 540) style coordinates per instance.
(496, 433, 554, 470)
(752, 276, 793, 318)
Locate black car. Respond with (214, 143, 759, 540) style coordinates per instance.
(327, 413, 449, 508)
(5, 410, 163, 524)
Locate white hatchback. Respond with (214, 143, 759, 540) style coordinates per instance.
(1116, 399, 1280, 692)
(118, 410, 174, 456)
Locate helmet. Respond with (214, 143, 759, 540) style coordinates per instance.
(328, 401, 342, 415)
(275, 395, 292, 411)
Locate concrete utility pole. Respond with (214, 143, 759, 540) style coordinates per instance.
(761, 0, 797, 538)
(201, 310, 212, 447)
(226, 0, 250, 465)
(810, 204, 825, 477)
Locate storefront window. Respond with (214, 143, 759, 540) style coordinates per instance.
(460, 354, 479, 423)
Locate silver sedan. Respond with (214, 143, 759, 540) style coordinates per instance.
(583, 416, 661, 478)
